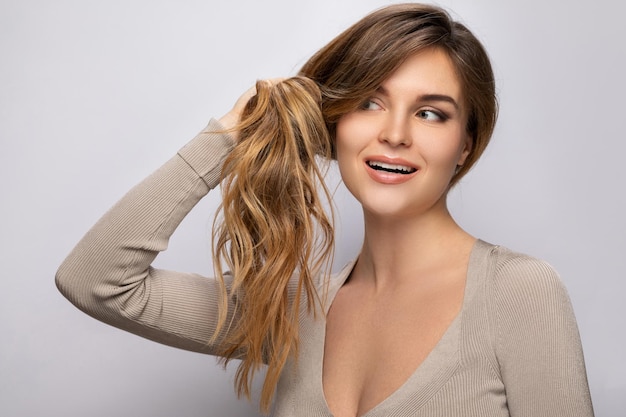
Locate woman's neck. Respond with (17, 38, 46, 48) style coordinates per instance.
(354, 203, 475, 290)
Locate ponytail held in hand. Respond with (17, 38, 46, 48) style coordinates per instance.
(212, 77, 334, 413)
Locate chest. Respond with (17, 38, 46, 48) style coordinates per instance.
(322, 278, 465, 417)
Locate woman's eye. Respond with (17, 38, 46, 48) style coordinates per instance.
(360, 100, 382, 111)
(417, 109, 444, 121)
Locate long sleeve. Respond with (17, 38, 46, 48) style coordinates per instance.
(491, 251, 594, 416)
(55, 119, 236, 355)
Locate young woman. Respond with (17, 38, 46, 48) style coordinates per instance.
(56, 3, 594, 416)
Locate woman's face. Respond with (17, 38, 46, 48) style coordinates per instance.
(335, 47, 471, 220)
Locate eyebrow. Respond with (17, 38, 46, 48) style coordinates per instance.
(376, 86, 460, 110)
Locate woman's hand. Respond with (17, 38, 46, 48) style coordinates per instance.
(218, 78, 285, 142)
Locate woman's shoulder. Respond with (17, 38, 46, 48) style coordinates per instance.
(475, 240, 570, 307)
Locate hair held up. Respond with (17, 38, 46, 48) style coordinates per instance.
(212, 77, 334, 412)
(212, 3, 498, 413)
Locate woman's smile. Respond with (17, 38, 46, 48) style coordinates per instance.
(365, 156, 419, 184)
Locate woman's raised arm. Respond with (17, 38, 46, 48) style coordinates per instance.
(55, 119, 237, 354)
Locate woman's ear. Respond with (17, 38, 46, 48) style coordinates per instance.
(458, 134, 473, 166)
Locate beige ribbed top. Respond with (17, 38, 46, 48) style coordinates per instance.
(56, 120, 594, 417)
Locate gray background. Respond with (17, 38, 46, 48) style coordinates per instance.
(1, 0, 624, 416)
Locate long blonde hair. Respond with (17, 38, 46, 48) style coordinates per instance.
(212, 77, 334, 412)
(212, 3, 498, 413)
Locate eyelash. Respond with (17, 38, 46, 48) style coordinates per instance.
(359, 100, 382, 111)
(417, 109, 448, 122)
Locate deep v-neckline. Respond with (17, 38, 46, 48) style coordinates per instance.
(317, 240, 484, 417)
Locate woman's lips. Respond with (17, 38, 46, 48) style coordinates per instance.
(367, 160, 417, 174)
(365, 157, 419, 184)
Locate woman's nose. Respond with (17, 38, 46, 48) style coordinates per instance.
(379, 113, 412, 147)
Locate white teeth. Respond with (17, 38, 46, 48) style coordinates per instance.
(368, 161, 416, 174)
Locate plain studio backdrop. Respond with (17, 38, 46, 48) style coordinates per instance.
(1, 0, 624, 415)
